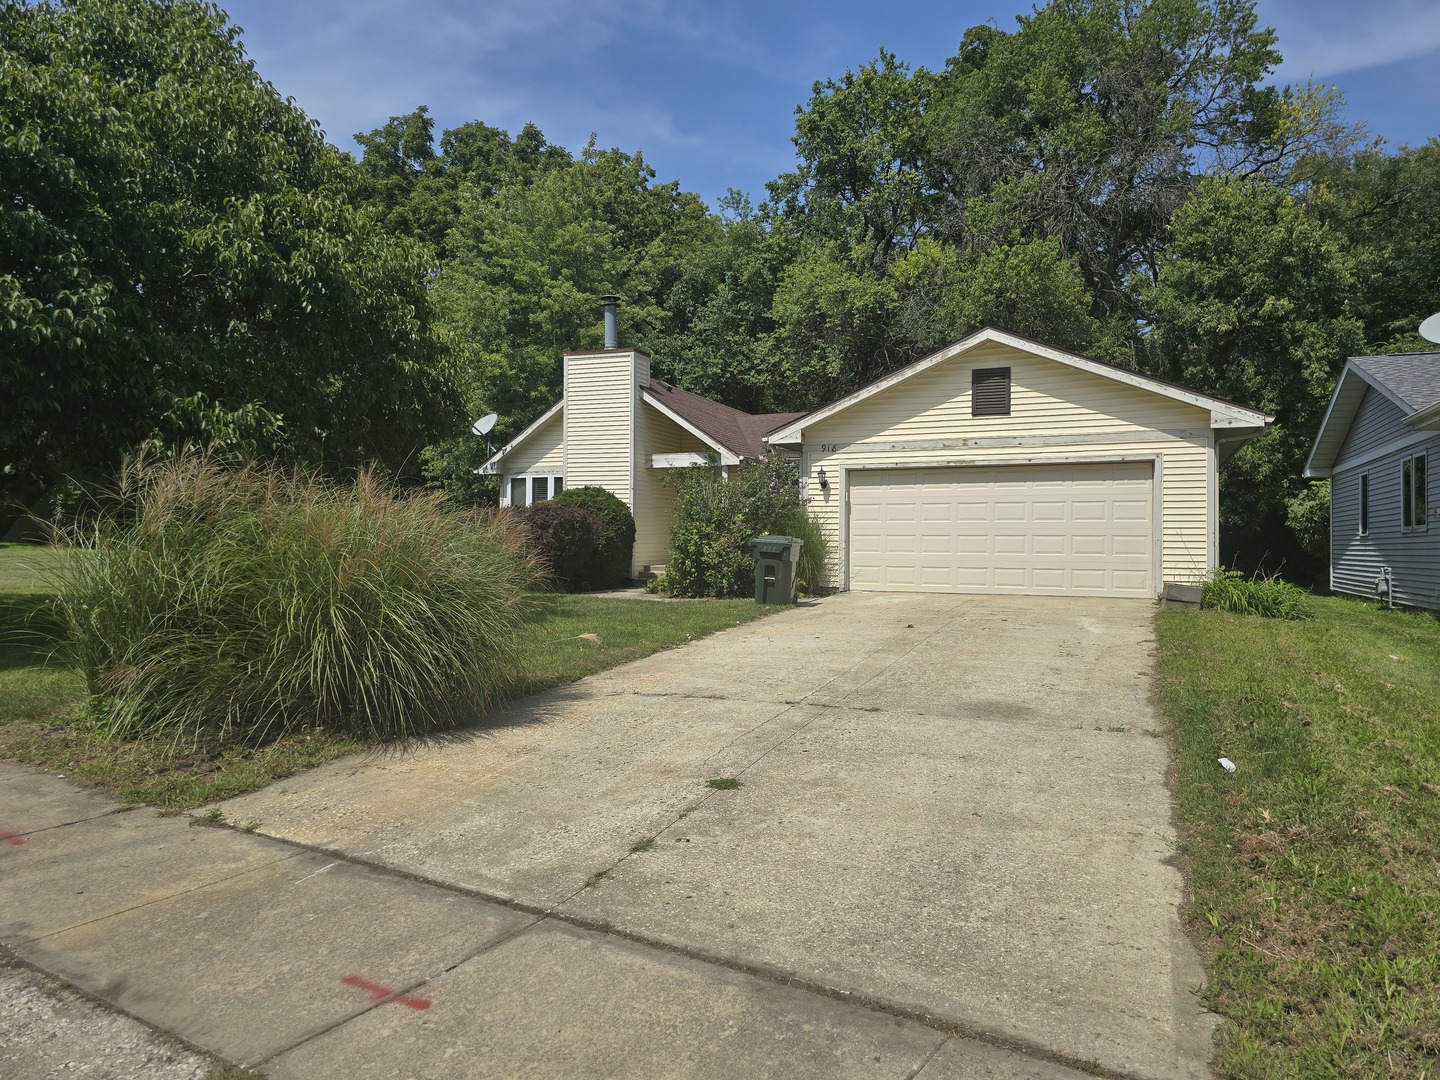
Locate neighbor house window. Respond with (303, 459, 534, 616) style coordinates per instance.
(1359, 473, 1369, 536)
(971, 367, 1011, 417)
(1402, 454, 1427, 531)
(505, 474, 564, 507)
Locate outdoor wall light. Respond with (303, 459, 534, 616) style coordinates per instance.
(816, 467, 829, 491)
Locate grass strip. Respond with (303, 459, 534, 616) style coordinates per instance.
(1, 543, 772, 810)
(1156, 597, 1440, 1078)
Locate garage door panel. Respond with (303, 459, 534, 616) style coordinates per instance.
(1112, 535, 1149, 557)
(993, 567, 1027, 588)
(1113, 569, 1151, 590)
(848, 463, 1153, 599)
(994, 534, 1027, 555)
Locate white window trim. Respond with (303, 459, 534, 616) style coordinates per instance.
(1358, 472, 1369, 537)
(504, 473, 565, 507)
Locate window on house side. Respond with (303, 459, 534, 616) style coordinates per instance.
(971, 367, 1011, 417)
(1358, 473, 1369, 536)
(506, 474, 564, 507)
(1403, 454, 1427, 531)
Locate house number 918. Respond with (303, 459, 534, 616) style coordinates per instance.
(819, 442, 846, 453)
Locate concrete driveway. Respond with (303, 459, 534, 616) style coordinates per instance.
(218, 592, 1215, 1078)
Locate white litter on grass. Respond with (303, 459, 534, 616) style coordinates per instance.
(1218, 757, 1237, 773)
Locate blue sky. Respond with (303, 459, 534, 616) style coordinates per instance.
(221, 0, 1440, 210)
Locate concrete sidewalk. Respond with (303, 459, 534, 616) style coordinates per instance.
(1, 762, 1086, 1079)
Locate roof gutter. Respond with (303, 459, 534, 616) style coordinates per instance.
(1406, 399, 1440, 430)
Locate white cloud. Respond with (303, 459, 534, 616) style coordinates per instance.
(1265, 0, 1440, 77)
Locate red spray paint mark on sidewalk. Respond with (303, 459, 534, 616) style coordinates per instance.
(340, 974, 431, 1010)
(0, 830, 25, 846)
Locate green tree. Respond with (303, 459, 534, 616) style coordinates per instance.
(1145, 176, 1363, 579)
(0, 0, 458, 508)
(1302, 140, 1440, 350)
(890, 237, 1101, 354)
(928, 0, 1292, 325)
(769, 51, 938, 273)
(433, 137, 710, 440)
(352, 109, 572, 261)
(649, 193, 785, 413)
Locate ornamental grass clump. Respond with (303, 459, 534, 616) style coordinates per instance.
(1202, 567, 1315, 620)
(50, 453, 539, 745)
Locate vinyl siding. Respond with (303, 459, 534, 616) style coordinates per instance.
(563, 351, 639, 508)
(1337, 388, 1409, 466)
(1331, 428, 1440, 611)
(502, 409, 564, 478)
(632, 402, 712, 572)
(799, 343, 1215, 592)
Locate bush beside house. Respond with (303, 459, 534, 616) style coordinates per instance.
(551, 486, 636, 589)
(516, 502, 602, 591)
(663, 456, 830, 598)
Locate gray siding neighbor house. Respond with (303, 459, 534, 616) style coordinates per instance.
(1305, 353, 1440, 610)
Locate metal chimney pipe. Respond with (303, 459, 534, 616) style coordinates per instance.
(601, 295, 620, 349)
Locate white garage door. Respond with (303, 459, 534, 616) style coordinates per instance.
(848, 462, 1154, 597)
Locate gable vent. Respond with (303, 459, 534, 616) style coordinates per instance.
(971, 367, 1011, 417)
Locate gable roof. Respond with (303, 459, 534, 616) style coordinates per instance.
(1351, 353, 1440, 411)
(477, 400, 563, 476)
(1305, 352, 1440, 477)
(476, 381, 804, 475)
(643, 380, 804, 459)
(764, 326, 1271, 446)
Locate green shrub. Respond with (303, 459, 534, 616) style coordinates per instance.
(664, 456, 823, 599)
(551, 486, 636, 588)
(517, 502, 601, 591)
(1202, 567, 1315, 620)
(779, 507, 832, 595)
(49, 453, 540, 744)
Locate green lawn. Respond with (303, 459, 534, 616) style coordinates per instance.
(0, 542, 772, 809)
(1156, 596, 1440, 1078)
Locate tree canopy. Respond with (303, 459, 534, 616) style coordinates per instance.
(0, 0, 459, 510)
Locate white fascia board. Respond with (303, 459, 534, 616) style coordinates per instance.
(641, 394, 741, 465)
(476, 400, 564, 476)
(764, 327, 1269, 445)
(649, 452, 713, 468)
(1303, 365, 1359, 478)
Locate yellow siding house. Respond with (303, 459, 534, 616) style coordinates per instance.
(482, 322, 1269, 598)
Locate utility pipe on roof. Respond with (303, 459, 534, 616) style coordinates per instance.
(601, 294, 620, 349)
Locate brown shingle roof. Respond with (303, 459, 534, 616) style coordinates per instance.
(643, 379, 804, 458)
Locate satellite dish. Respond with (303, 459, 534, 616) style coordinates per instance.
(471, 413, 497, 436)
(1420, 312, 1440, 344)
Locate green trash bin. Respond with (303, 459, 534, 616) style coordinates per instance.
(749, 535, 803, 604)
